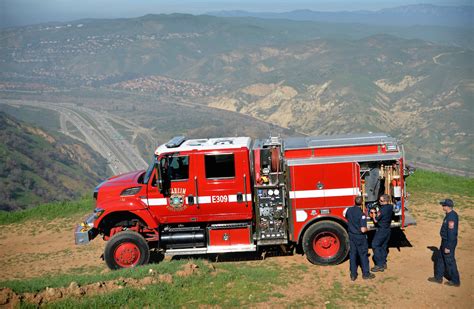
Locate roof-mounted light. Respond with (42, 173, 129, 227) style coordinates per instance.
(385, 143, 398, 152)
(166, 136, 186, 148)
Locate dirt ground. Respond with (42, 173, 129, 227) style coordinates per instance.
(0, 194, 472, 308)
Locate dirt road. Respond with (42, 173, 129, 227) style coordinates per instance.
(0, 193, 472, 307)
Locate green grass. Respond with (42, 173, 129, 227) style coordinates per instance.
(1, 260, 283, 308)
(0, 260, 188, 294)
(0, 198, 93, 225)
(407, 169, 474, 197)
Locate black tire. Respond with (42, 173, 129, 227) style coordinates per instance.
(104, 231, 150, 270)
(302, 221, 349, 265)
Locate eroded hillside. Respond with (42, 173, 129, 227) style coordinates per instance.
(0, 113, 108, 211)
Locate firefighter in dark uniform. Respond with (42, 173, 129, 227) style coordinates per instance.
(370, 194, 393, 272)
(428, 199, 461, 287)
(345, 196, 375, 281)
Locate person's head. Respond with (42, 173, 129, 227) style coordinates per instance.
(379, 194, 390, 205)
(439, 199, 454, 214)
(355, 196, 363, 207)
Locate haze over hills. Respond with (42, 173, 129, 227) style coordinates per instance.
(0, 112, 108, 211)
(208, 4, 474, 28)
(0, 12, 472, 176)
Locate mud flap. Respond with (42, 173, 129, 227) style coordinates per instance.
(403, 211, 417, 227)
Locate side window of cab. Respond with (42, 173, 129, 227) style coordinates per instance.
(168, 156, 189, 181)
(205, 154, 235, 179)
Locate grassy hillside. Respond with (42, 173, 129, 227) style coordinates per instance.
(406, 169, 474, 198)
(0, 112, 108, 211)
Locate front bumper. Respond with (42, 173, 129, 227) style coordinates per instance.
(75, 213, 99, 245)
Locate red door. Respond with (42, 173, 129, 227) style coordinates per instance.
(146, 154, 200, 224)
(193, 149, 253, 222)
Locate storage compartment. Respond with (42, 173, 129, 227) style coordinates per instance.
(208, 224, 251, 246)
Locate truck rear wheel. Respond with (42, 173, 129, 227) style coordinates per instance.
(302, 221, 348, 265)
(104, 231, 150, 270)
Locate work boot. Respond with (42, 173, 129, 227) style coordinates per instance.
(363, 273, 375, 280)
(444, 281, 460, 287)
(371, 266, 384, 272)
(427, 277, 442, 284)
(350, 275, 357, 281)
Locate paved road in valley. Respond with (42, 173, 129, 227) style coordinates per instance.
(3, 100, 149, 175)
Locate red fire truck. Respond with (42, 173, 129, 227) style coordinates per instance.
(75, 133, 415, 269)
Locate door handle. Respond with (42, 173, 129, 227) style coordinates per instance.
(194, 176, 200, 209)
(236, 192, 243, 202)
(187, 195, 194, 205)
(317, 181, 324, 190)
(243, 174, 248, 207)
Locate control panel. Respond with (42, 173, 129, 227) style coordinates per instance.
(253, 136, 288, 246)
(255, 185, 288, 245)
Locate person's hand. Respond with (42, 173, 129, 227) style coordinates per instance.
(444, 248, 450, 254)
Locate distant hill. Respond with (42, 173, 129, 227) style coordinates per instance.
(0, 14, 472, 173)
(208, 4, 474, 28)
(0, 112, 108, 211)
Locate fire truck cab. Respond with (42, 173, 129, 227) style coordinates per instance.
(75, 133, 415, 269)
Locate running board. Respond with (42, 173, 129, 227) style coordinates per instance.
(165, 245, 257, 256)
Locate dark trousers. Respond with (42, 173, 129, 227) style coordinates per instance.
(349, 234, 370, 277)
(435, 246, 460, 284)
(372, 228, 391, 267)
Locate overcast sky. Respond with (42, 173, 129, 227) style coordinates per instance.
(1, 0, 472, 27)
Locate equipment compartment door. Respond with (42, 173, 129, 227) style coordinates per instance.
(322, 162, 360, 207)
(290, 162, 360, 209)
(290, 163, 325, 209)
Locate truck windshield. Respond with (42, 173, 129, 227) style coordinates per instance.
(143, 157, 156, 184)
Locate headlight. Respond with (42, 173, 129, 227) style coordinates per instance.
(120, 186, 142, 196)
(93, 208, 105, 219)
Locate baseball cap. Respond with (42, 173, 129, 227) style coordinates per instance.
(439, 199, 454, 207)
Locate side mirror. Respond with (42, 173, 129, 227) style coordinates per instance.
(155, 160, 163, 193)
(156, 157, 170, 196)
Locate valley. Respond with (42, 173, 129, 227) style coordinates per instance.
(0, 14, 472, 175)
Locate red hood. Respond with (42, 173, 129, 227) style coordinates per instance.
(95, 170, 146, 208)
(105, 170, 145, 185)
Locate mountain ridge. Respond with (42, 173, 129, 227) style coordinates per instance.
(207, 4, 474, 28)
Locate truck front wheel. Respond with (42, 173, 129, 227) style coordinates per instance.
(104, 231, 150, 270)
(302, 221, 349, 265)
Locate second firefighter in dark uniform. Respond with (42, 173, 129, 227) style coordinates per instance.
(370, 194, 393, 272)
(428, 199, 461, 287)
(345, 196, 375, 280)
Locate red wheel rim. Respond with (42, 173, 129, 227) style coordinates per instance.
(114, 242, 141, 268)
(312, 232, 340, 259)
